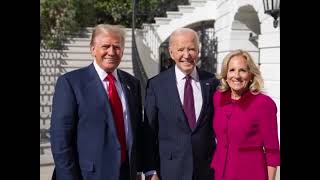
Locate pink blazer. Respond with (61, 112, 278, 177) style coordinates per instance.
(210, 90, 280, 180)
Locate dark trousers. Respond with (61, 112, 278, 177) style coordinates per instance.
(51, 156, 130, 180)
(119, 151, 130, 180)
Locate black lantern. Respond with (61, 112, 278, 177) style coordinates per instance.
(263, 0, 280, 28)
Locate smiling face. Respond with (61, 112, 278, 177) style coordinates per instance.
(169, 31, 199, 75)
(91, 32, 124, 72)
(226, 55, 253, 98)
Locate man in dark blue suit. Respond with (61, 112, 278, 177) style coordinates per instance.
(50, 24, 143, 180)
(143, 28, 219, 180)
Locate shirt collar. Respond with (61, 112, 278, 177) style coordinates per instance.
(220, 90, 256, 109)
(93, 59, 119, 82)
(175, 65, 199, 82)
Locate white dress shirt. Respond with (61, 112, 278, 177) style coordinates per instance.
(175, 65, 203, 121)
(93, 60, 130, 146)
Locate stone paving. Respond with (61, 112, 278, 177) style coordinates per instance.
(40, 165, 146, 180)
(40, 163, 278, 180)
(40, 165, 53, 180)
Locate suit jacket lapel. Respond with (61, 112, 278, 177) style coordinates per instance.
(166, 67, 192, 132)
(85, 64, 118, 141)
(117, 70, 134, 154)
(195, 69, 211, 129)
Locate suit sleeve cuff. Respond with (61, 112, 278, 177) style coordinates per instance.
(145, 170, 157, 176)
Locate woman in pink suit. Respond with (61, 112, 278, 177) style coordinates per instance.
(210, 49, 280, 180)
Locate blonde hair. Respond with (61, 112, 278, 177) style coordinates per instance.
(217, 49, 263, 94)
(90, 24, 126, 48)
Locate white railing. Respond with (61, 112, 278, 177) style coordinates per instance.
(141, 24, 162, 62)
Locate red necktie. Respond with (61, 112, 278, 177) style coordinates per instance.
(105, 73, 126, 163)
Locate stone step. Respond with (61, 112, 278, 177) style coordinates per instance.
(178, 5, 195, 13)
(64, 41, 90, 47)
(41, 59, 63, 67)
(154, 17, 172, 25)
(166, 11, 183, 19)
(61, 60, 92, 68)
(85, 27, 94, 32)
(62, 46, 90, 53)
(40, 50, 65, 60)
(150, 23, 160, 29)
(70, 37, 91, 41)
(190, 0, 207, 7)
(62, 53, 92, 60)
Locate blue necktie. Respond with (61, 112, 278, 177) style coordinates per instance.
(183, 75, 196, 129)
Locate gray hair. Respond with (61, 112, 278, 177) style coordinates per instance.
(168, 28, 200, 50)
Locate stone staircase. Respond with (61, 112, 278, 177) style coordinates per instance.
(139, 0, 217, 62)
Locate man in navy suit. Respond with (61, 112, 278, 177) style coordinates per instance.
(143, 28, 219, 180)
(50, 24, 143, 180)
